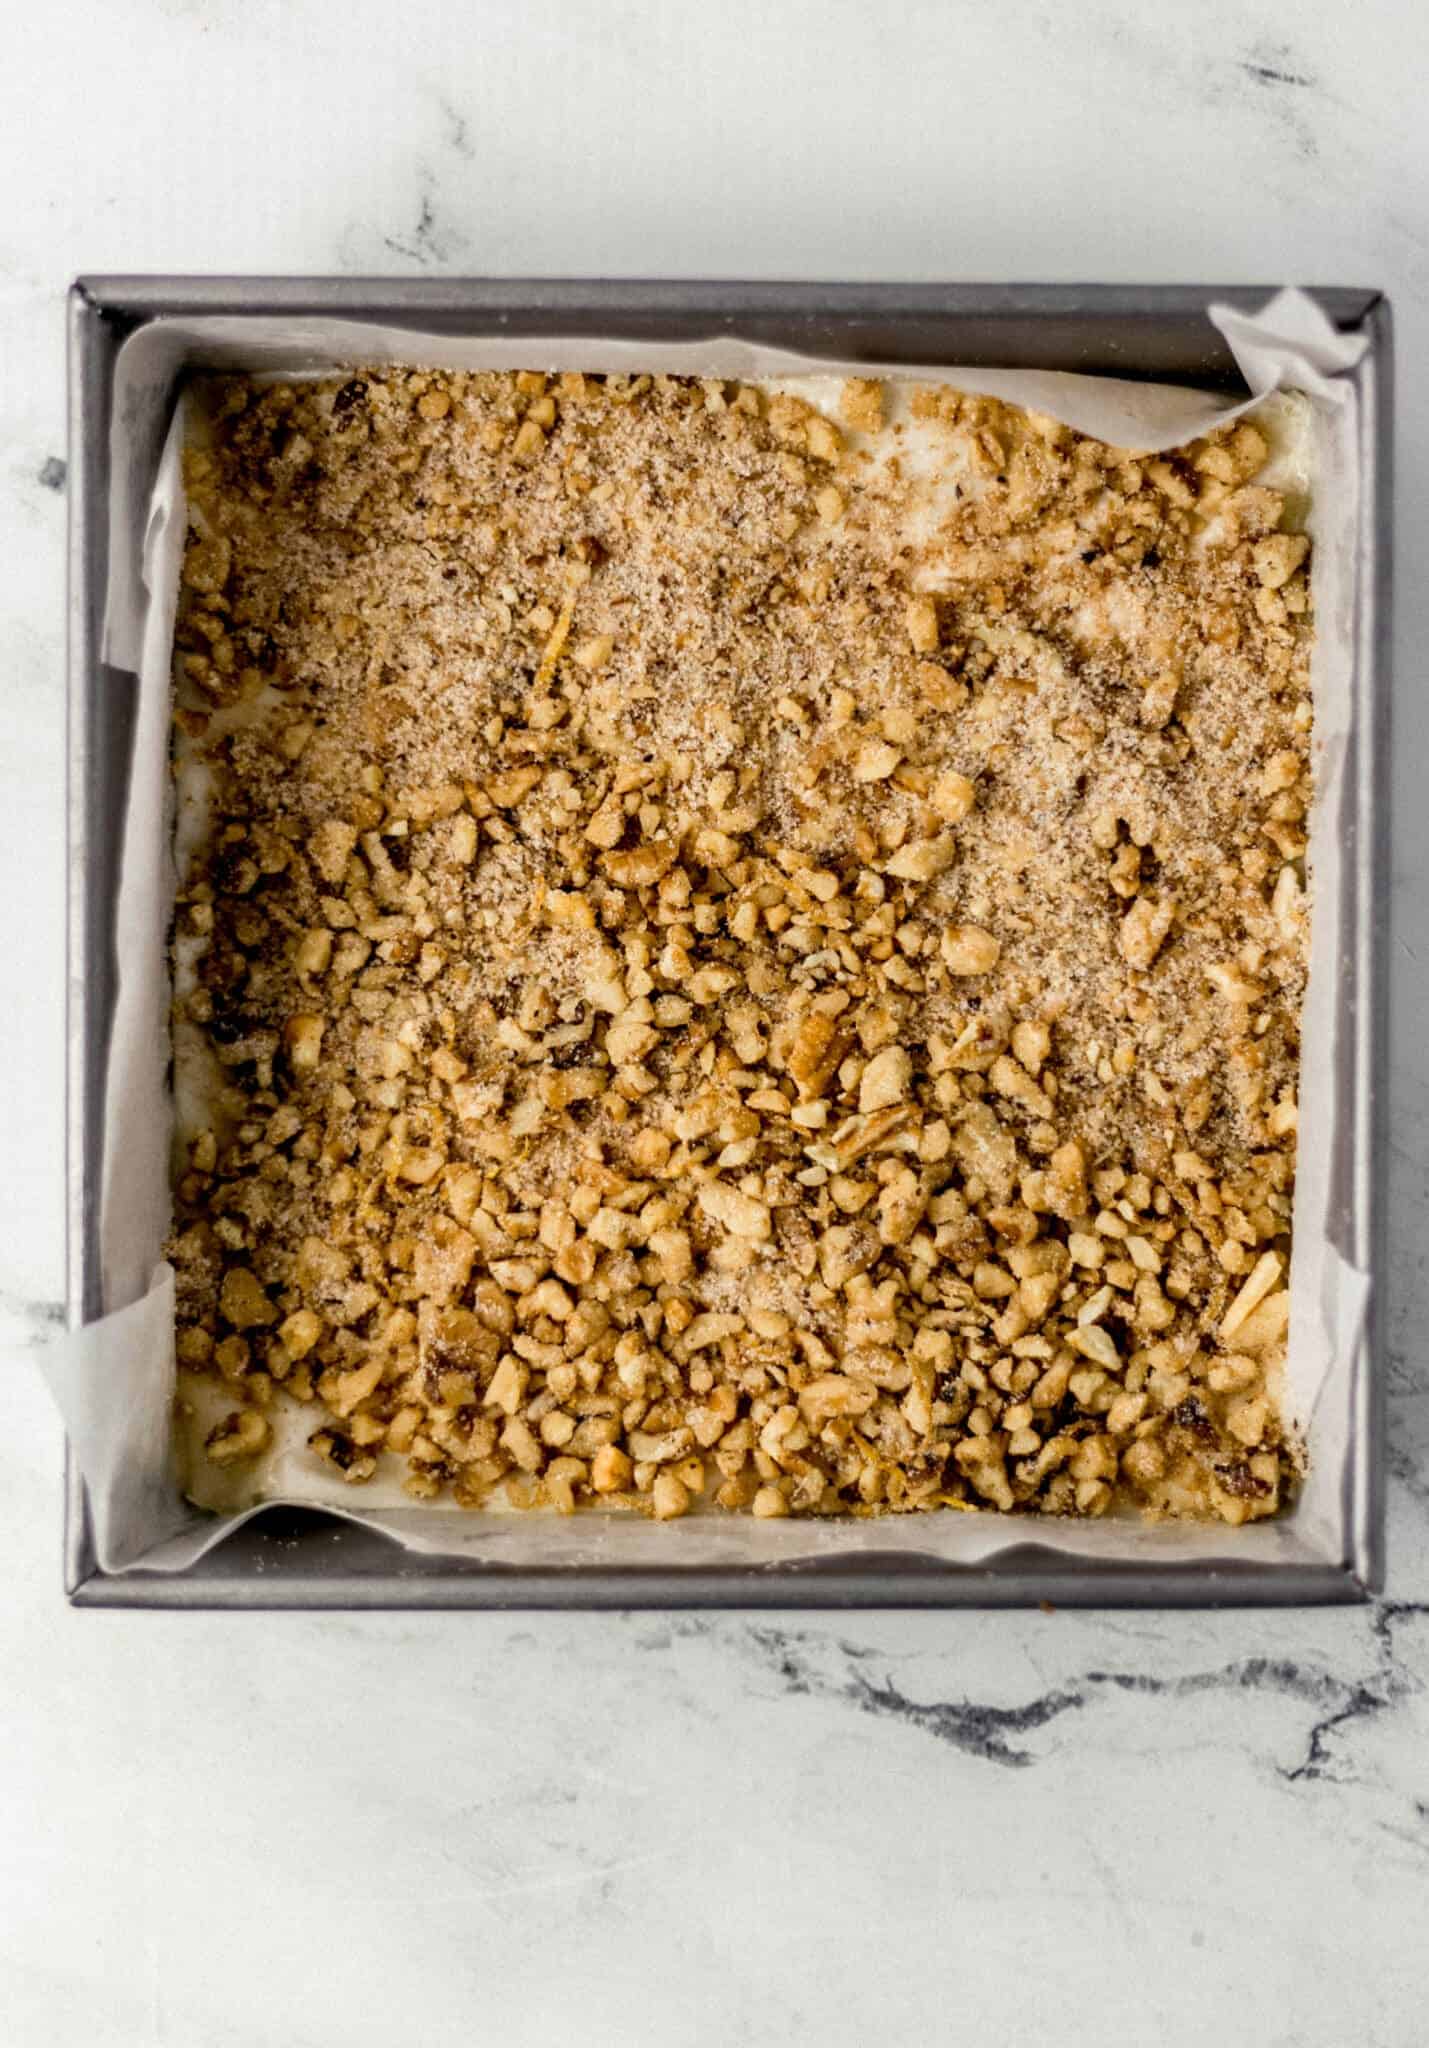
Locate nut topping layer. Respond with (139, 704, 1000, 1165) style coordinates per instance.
(170, 368, 1312, 1524)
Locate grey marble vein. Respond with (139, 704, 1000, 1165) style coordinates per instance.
(732, 1606, 1429, 1809)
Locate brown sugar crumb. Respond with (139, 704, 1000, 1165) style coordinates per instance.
(167, 367, 1313, 1526)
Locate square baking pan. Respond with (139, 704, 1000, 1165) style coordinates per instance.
(65, 278, 1392, 1608)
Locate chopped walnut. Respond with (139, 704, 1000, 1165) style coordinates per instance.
(840, 378, 885, 435)
(1120, 894, 1177, 971)
(173, 369, 1311, 1525)
(205, 1408, 270, 1464)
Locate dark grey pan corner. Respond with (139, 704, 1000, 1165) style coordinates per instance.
(65, 279, 1392, 1610)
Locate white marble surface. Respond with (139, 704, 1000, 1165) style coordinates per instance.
(2, 3, 1428, 2042)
